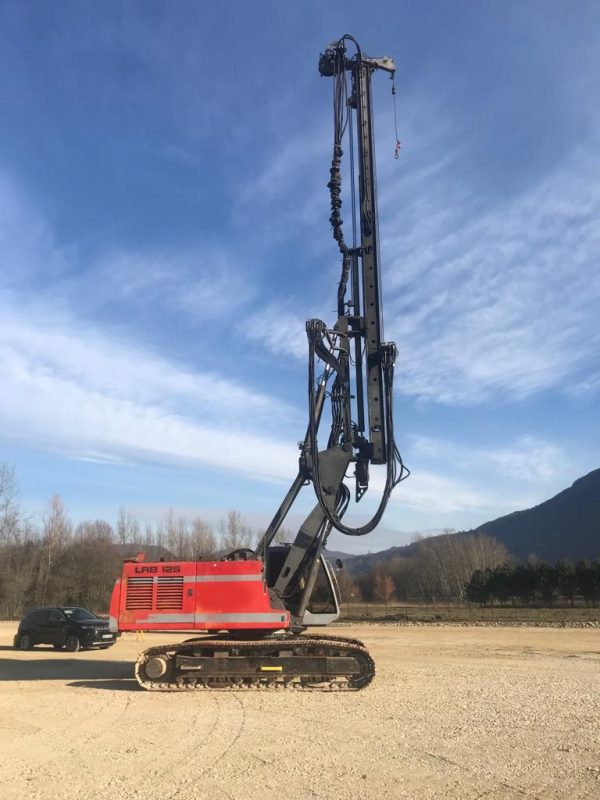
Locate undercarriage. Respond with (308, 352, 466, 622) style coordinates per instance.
(134, 633, 375, 691)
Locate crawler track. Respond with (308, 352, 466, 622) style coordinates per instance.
(134, 633, 375, 691)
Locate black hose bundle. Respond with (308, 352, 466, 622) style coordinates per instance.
(308, 35, 409, 537)
(306, 322, 409, 537)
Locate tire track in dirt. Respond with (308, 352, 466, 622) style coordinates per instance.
(53, 691, 114, 736)
(30, 691, 155, 800)
(141, 692, 222, 776)
(0, 690, 135, 800)
(84, 692, 225, 800)
(2, 690, 134, 794)
(84, 693, 133, 741)
(0, 713, 40, 735)
(0, 684, 125, 753)
(160, 694, 248, 800)
(422, 751, 544, 800)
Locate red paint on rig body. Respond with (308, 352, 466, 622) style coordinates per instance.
(109, 557, 290, 634)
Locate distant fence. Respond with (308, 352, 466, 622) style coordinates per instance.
(338, 599, 600, 626)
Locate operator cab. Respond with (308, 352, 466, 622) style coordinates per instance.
(265, 545, 341, 625)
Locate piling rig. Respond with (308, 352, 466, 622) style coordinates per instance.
(109, 35, 408, 691)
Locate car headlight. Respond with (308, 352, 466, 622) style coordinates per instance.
(81, 625, 94, 631)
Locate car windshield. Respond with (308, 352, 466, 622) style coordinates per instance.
(61, 607, 98, 621)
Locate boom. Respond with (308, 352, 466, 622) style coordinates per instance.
(256, 35, 408, 629)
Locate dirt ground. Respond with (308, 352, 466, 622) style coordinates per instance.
(0, 622, 598, 800)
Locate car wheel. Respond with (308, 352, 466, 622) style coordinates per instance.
(65, 634, 81, 652)
(17, 632, 33, 650)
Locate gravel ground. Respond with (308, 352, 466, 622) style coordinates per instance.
(0, 621, 598, 799)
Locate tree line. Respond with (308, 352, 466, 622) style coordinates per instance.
(465, 560, 600, 607)
(338, 535, 600, 608)
(1, 462, 514, 616)
(6, 462, 593, 617)
(0, 465, 257, 619)
(338, 531, 511, 604)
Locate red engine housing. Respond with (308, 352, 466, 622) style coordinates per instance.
(109, 558, 290, 634)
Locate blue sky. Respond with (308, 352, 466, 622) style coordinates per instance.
(1, 1, 598, 553)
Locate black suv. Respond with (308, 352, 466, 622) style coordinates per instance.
(13, 607, 117, 652)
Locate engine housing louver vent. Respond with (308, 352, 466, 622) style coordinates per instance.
(156, 576, 184, 610)
(125, 577, 153, 610)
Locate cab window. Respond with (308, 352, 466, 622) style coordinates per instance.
(307, 561, 336, 614)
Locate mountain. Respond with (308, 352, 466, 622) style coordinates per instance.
(338, 544, 416, 575)
(473, 468, 600, 562)
(337, 468, 600, 574)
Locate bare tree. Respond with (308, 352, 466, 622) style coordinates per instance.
(387, 556, 420, 599)
(190, 517, 217, 559)
(39, 495, 72, 605)
(219, 510, 253, 551)
(143, 523, 155, 550)
(373, 569, 396, 606)
(66, 520, 116, 608)
(116, 507, 141, 552)
(159, 509, 190, 559)
(0, 464, 21, 545)
(336, 567, 362, 605)
(274, 527, 293, 545)
(413, 532, 510, 601)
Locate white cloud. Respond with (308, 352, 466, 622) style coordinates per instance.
(346, 431, 576, 537)
(89, 247, 256, 322)
(0, 302, 299, 483)
(0, 297, 575, 534)
(238, 128, 328, 207)
(381, 139, 600, 404)
(234, 122, 341, 255)
(409, 434, 565, 486)
(0, 166, 305, 485)
(244, 305, 311, 361)
(0, 171, 68, 285)
(0, 82, 595, 539)
(388, 468, 495, 515)
(0, 301, 287, 423)
(332, 457, 495, 523)
(235, 90, 600, 408)
(0, 166, 255, 325)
